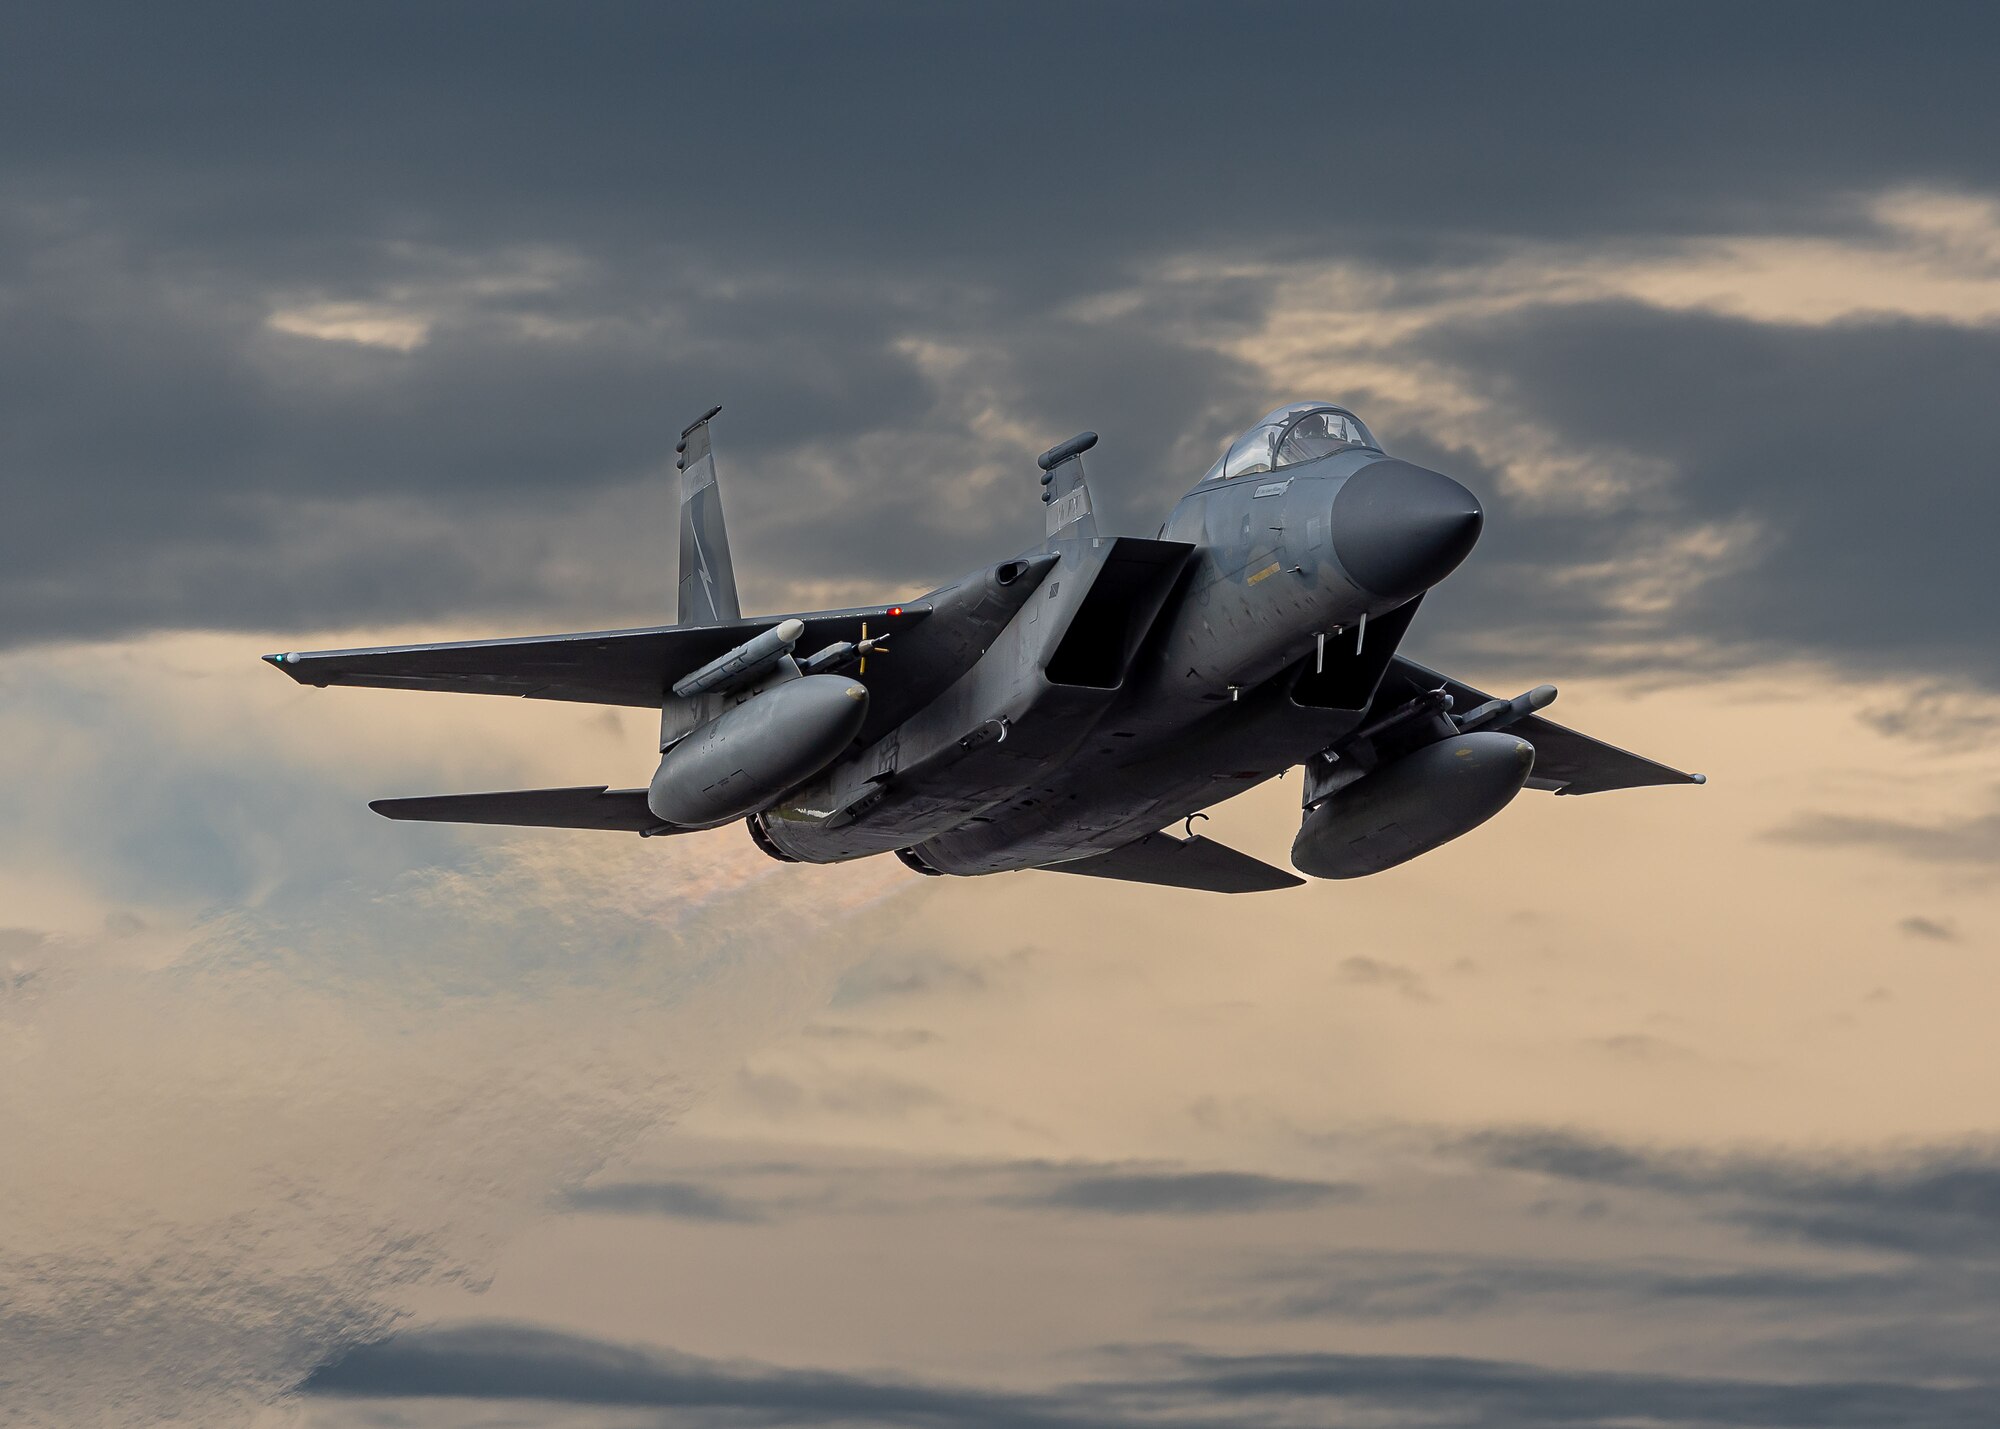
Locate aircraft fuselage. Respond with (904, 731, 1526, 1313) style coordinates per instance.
(760, 445, 1477, 874)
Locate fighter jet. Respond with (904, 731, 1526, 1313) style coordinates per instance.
(264, 403, 1702, 893)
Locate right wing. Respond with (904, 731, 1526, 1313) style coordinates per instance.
(262, 604, 932, 709)
(1384, 657, 1704, 795)
(1039, 830, 1304, 893)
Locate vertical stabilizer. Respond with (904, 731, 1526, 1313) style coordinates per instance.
(675, 405, 742, 625)
(1038, 430, 1100, 543)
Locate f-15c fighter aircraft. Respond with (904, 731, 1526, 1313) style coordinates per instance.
(264, 403, 1703, 893)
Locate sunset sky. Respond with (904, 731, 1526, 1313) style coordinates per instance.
(5, 5, 2000, 1426)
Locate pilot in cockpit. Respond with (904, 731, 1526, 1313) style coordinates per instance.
(1276, 410, 1369, 466)
(1202, 403, 1381, 483)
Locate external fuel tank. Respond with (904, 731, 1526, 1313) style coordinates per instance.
(1291, 732, 1534, 879)
(648, 675, 869, 829)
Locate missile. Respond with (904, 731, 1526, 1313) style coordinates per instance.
(797, 632, 891, 677)
(1456, 683, 1557, 735)
(672, 618, 806, 698)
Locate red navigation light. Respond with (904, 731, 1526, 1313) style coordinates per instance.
(887, 606, 903, 617)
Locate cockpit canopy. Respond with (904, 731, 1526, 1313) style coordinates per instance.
(1201, 402, 1380, 483)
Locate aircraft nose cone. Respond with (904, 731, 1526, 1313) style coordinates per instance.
(1331, 458, 1484, 601)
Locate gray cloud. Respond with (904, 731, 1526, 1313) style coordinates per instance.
(15, 3, 2000, 267)
(1335, 955, 1433, 1001)
(1003, 1169, 1359, 1217)
(1152, 1348, 1999, 1429)
(301, 1321, 2000, 1428)
(563, 1179, 766, 1224)
(1860, 685, 2000, 751)
(830, 952, 1005, 1005)
(1462, 1129, 2000, 1259)
(1898, 916, 1960, 942)
(301, 1321, 1095, 1426)
(1766, 798, 2000, 866)
(1226, 1247, 1961, 1326)
(1413, 300, 2000, 683)
(6, 2, 2000, 688)
(1587, 1033, 1698, 1062)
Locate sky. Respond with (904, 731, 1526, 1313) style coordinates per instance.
(4, 3, 2000, 1425)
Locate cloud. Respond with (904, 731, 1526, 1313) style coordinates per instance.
(1766, 800, 2000, 866)
(1407, 298, 2000, 683)
(302, 1321, 1093, 1427)
(1335, 955, 1432, 1001)
(1859, 683, 2000, 751)
(1003, 1169, 1359, 1217)
(830, 950, 1021, 1005)
(0, 636, 912, 1425)
(0, 846, 903, 1424)
(1461, 1129, 2000, 1259)
(1225, 1248, 1942, 1325)
(1898, 916, 1960, 942)
(1150, 1348, 1999, 1429)
(563, 1179, 766, 1224)
(8, 4, 2000, 693)
(18, 3, 2000, 268)
(300, 1321, 2000, 1428)
(1587, 1033, 1698, 1062)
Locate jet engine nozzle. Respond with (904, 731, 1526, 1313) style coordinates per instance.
(1332, 459, 1484, 601)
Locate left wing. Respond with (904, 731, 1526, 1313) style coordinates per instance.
(262, 604, 932, 709)
(1384, 657, 1704, 795)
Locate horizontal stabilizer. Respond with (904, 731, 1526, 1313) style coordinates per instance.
(371, 785, 665, 832)
(1039, 830, 1303, 893)
(1386, 658, 1703, 794)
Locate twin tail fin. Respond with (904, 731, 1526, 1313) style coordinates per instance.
(675, 405, 742, 625)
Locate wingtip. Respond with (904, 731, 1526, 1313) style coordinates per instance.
(1689, 773, 1708, 785)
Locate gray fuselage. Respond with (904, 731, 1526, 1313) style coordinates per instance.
(760, 445, 1479, 873)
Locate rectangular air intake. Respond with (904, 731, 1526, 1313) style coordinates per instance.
(1044, 539, 1193, 689)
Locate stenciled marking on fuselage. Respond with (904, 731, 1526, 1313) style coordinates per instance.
(1247, 561, 1282, 586)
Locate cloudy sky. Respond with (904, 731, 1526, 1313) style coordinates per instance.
(5, 3, 2000, 1425)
